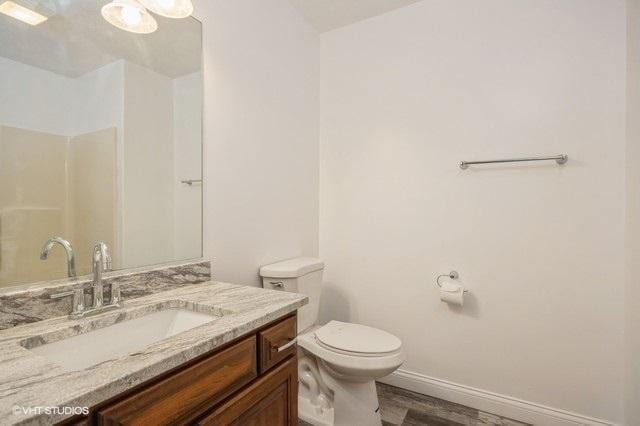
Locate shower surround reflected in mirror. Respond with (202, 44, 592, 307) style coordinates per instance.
(0, 0, 203, 288)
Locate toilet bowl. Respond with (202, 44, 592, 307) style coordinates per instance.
(260, 258, 405, 426)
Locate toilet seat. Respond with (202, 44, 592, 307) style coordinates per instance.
(314, 321, 402, 357)
(297, 322, 405, 384)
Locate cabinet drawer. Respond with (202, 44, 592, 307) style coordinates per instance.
(258, 315, 297, 374)
(97, 336, 257, 425)
(197, 356, 298, 426)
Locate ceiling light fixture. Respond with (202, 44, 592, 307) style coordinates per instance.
(0, 1, 48, 26)
(101, 0, 158, 34)
(138, 0, 193, 19)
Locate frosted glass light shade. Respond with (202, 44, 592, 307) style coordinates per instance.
(138, 0, 193, 19)
(102, 0, 158, 34)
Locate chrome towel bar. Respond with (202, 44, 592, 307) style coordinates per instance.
(459, 154, 568, 170)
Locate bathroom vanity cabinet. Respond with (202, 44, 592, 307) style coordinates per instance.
(60, 313, 298, 426)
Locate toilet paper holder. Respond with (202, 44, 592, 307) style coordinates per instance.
(436, 271, 469, 293)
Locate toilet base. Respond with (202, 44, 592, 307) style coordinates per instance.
(298, 378, 382, 426)
(321, 372, 382, 426)
(298, 347, 382, 426)
(299, 397, 334, 426)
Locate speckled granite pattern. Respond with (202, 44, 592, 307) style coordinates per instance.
(0, 281, 307, 425)
(0, 261, 211, 330)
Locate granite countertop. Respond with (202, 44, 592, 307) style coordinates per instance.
(0, 281, 307, 425)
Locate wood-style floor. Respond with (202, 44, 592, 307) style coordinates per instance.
(299, 382, 531, 425)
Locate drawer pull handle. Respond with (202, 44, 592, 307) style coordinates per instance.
(270, 281, 284, 288)
(276, 338, 297, 352)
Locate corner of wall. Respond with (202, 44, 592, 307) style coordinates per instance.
(625, 1, 640, 423)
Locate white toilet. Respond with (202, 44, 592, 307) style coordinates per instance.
(260, 258, 405, 426)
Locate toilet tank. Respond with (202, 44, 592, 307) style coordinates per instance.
(260, 258, 324, 333)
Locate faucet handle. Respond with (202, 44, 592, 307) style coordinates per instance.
(71, 288, 86, 315)
(93, 241, 112, 272)
(50, 288, 86, 317)
(110, 282, 122, 306)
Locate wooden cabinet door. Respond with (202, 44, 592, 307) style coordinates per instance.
(96, 337, 258, 426)
(198, 356, 298, 426)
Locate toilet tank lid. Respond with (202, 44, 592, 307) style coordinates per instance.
(260, 257, 324, 278)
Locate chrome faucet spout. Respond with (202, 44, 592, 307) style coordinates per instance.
(92, 241, 112, 309)
(40, 237, 76, 278)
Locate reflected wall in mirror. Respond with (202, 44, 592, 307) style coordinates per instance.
(0, 0, 203, 287)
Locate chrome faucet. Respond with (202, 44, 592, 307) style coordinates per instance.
(50, 242, 122, 319)
(91, 241, 113, 309)
(40, 237, 76, 278)
(91, 241, 120, 309)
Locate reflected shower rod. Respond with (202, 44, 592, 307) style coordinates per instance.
(459, 154, 568, 170)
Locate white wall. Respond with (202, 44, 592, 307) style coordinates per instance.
(173, 72, 203, 261)
(626, 0, 640, 423)
(0, 56, 125, 140)
(72, 61, 202, 269)
(0, 57, 73, 136)
(72, 61, 124, 138)
(0, 58, 126, 140)
(72, 61, 125, 267)
(319, 0, 626, 423)
(121, 61, 175, 268)
(194, 0, 320, 287)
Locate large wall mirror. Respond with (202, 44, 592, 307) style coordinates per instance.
(0, 1, 203, 288)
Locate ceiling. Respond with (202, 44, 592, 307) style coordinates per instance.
(287, 0, 424, 33)
(0, 0, 201, 78)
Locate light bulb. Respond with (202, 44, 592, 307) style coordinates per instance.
(101, 0, 158, 34)
(120, 5, 142, 26)
(138, 0, 193, 18)
(158, 0, 175, 10)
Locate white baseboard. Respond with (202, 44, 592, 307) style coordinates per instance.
(379, 369, 617, 426)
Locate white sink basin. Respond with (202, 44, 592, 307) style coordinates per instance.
(28, 309, 217, 372)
